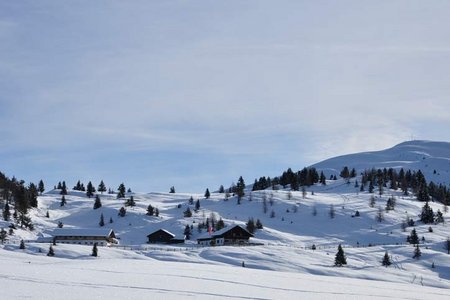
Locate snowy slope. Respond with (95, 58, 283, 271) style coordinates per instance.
(311, 140, 450, 185)
(1, 140, 450, 296)
(1, 247, 450, 300)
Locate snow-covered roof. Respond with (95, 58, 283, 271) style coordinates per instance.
(197, 224, 250, 240)
(48, 228, 115, 238)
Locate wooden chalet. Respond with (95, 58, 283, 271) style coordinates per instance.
(197, 225, 253, 246)
(49, 228, 118, 246)
(147, 229, 184, 244)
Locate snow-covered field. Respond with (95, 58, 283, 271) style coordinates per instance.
(1, 247, 450, 300)
(1, 140, 449, 298)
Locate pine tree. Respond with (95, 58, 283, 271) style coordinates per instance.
(91, 243, 98, 257)
(256, 219, 263, 229)
(408, 228, 419, 245)
(413, 244, 421, 259)
(118, 207, 126, 217)
(57, 221, 63, 228)
(60, 195, 66, 207)
(382, 251, 391, 267)
(335, 244, 347, 266)
(369, 195, 376, 208)
(86, 181, 95, 198)
(184, 207, 192, 217)
(154, 208, 159, 217)
(99, 213, 105, 227)
(60, 181, 67, 195)
(46, 210, 50, 218)
(47, 245, 55, 256)
(218, 185, 225, 193)
(189, 196, 194, 205)
(435, 210, 444, 223)
(195, 199, 200, 211)
(184, 225, 191, 240)
(117, 183, 126, 199)
(246, 218, 255, 234)
(420, 201, 434, 224)
(2, 203, 10, 221)
(109, 217, 113, 224)
(93, 195, 102, 209)
(98, 180, 106, 194)
(38, 180, 45, 195)
(146, 204, 154, 216)
(216, 218, 225, 231)
(125, 196, 136, 207)
(169, 186, 175, 193)
(445, 238, 450, 255)
(0, 228, 8, 244)
(204, 188, 210, 199)
(19, 240, 25, 250)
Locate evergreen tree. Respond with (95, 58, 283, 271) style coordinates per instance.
(0, 228, 7, 244)
(184, 207, 192, 217)
(445, 238, 450, 255)
(246, 218, 255, 234)
(19, 239, 25, 250)
(117, 183, 126, 199)
(98, 180, 107, 194)
(413, 244, 421, 259)
(60, 181, 67, 195)
(91, 243, 98, 257)
(93, 195, 102, 209)
(195, 199, 200, 211)
(369, 196, 376, 208)
(340, 167, 350, 179)
(435, 210, 444, 223)
(57, 182, 62, 190)
(118, 207, 126, 217)
(86, 181, 95, 198)
(60, 195, 66, 207)
(154, 208, 159, 217)
(218, 185, 225, 193)
(256, 219, 263, 229)
(109, 217, 113, 224)
(169, 186, 175, 193)
(146, 204, 154, 216)
(420, 201, 434, 224)
(47, 245, 55, 256)
(99, 213, 105, 227)
(189, 196, 194, 205)
(46, 210, 50, 218)
(204, 188, 210, 199)
(408, 228, 419, 244)
(2, 203, 10, 221)
(382, 251, 391, 267)
(38, 180, 45, 195)
(334, 244, 347, 266)
(319, 171, 326, 185)
(216, 218, 225, 231)
(125, 196, 136, 207)
(57, 221, 64, 228)
(184, 225, 191, 240)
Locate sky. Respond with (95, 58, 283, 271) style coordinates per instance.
(1, 1, 450, 193)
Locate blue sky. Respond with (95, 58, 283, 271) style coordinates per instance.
(1, 1, 449, 193)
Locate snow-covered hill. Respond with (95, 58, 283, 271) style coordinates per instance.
(311, 140, 450, 186)
(1, 140, 450, 298)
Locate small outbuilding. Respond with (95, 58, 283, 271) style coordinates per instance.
(147, 229, 184, 244)
(197, 224, 253, 246)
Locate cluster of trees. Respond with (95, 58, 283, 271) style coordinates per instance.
(1, 172, 37, 230)
(196, 214, 225, 233)
(251, 168, 320, 192)
(246, 218, 263, 234)
(146, 204, 160, 217)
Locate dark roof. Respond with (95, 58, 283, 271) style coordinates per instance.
(147, 229, 175, 238)
(197, 224, 253, 240)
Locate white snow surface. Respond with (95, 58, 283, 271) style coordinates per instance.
(311, 140, 450, 186)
